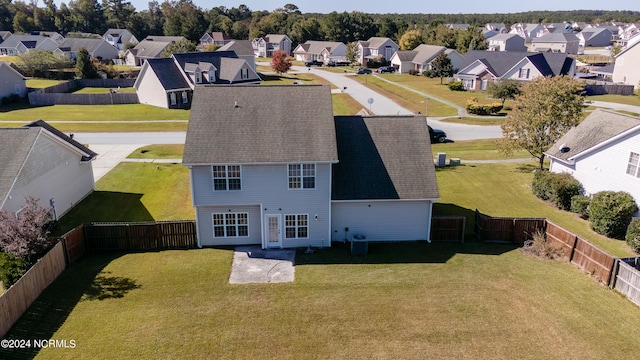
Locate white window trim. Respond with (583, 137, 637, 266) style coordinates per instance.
(284, 214, 309, 239)
(212, 165, 242, 191)
(170, 92, 177, 105)
(287, 163, 316, 190)
(212, 212, 249, 238)
(182, 91, 188, 104)
(626, 152, 640, 178)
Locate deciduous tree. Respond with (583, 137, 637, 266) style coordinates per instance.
(270, 50, 291, 74)
(499, 76, 585, 170)
(0, 197, 54, 262)
(487, 79, 521, 105)
(429, 51, 453, 84)
(161, 39, 196, 57)
(75, 47, 100, 78)
(398, 29, 422, 50)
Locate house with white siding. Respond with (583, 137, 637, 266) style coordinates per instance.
(216, 40, 256, 71)
(183, 84, 440, 249)
(546, 109, 640, 215)
(390, 44, 464, 74)
(0, 120, 96, 217)
(134, 51, 261, 109)
(612, 39, 640, 89)
(293, 40, 346, 63)
(0, 62, 27, 99)
(0, 34, 59, 55)
(487, 34, 527, 52)
(102, 28, 139, 51)
(199, 32, 233, 49)
(251, 34, 291, 57)
(356, 37, 398, 65)
(55, 38, 119, 60)
(531, 33, 580, 54)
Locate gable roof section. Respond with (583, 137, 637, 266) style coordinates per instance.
(0, 61, 26, 79)
(0, 34, 52, 49)
(0, 127, 39, 208)
(546, 109, 640, 163)
(393, 50, 418, 61)
(131, 40, 172, 58)
(332, 116, 439, 200)
(184, 85, 337, 164)
(217, 40, 254, 56)
(145, 58, 191, 91)
(296, 40, 344, 55)
(364, 37, 396, 49)
(411, 44, 446, 64)
(460, 51, 573, 77)
(532, 33, 579, 43)
(24, 120, 97, 161)
(264, 34, 288, 43)
(57, 38, 110, 53)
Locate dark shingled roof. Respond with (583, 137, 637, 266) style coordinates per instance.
(183, 85, 338, 164)
(0, 128, 39, 207)
(25, 120, 97, 161)
(546, 108, 640, 163)
(332, 116, 439, 200)
(461, 50, 573, 77)
(145, 58, 190, 91)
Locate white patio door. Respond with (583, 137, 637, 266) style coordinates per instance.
(265, 214, 282, 248)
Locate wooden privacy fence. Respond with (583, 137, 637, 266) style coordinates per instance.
(584, 83, 635, 96)
(474, 210, 546, 245)
(545, 221, 616, 285)
(0, 242, 67, 338)
(83, 221, 198, 252)
(430, 216, 465, 243)
(28, 78, 138, 105)
(612, 258, 640, 306)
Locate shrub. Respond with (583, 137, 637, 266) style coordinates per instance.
(422, 70, 433, 78)
(532, 171, 583, 211)
(532, 170, 553, 200)
(626, 218, 640, 253)
(448, 80, 465, 91)
(466, 97, 504, 115)
(571, 195, 591, 219)
(408, 69, 420, 76)
(521, 230, 564, 260)
(589, 191, 638, 239)
(0, 252, 30, 288)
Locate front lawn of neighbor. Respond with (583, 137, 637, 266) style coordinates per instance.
(260, 72, 337, 88)
(127, 144, 184, 159)
(332, 93, 366, 115)
(431, 139, 531, 160)
(440, 115, 507, 126)
(4, 241, 640, 359)
(26, 78, 64, 88)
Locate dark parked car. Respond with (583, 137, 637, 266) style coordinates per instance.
(327, 60, 351, 67)
(428, 125, 447, 143)
(304, 60, 323, 67)
(376, 66, 395, 73)
(356, 67, 372, 74)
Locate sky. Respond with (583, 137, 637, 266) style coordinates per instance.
(116, 0, 638, 14)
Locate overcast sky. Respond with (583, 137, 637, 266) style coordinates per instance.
(117, 0, 638, 14)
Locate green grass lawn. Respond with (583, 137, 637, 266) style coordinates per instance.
(127, 144, 184, 159)
(4, 242, 640, 359)
(72, 87, 137, 94)
(351, 74, 459, 116)
(440, 115, 506, 125)
(587, 94, 640, 106)
(26, 78, 65, 88)
(332, 93, 366, 115)
(260, 72, 337, 89)
(431, 139, 530, 160)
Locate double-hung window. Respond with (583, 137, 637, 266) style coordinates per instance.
(288, 164, 315, 189)
(285, 214, 308, 239)
(213, 213, 248, 237)
(626, 152, 640, 178)
(518, 68, 530, 79)
(213, 165, 241, 191)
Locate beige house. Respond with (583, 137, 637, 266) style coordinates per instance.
(390, 44, 464, 74)
(531, 33, 580, 54)
(487, 34, 527, 52)
(0, 62, 27, 99)
(293, 41, 346, 62)
(217, 40, 256, 71)
(612, 40, 640, 89)
(356, 37, 398, 65)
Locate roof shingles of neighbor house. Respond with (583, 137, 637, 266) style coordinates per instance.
(183, 84, 338, 164)
(546, 109, 640, 162)
(57, 38, 107, 53)
(145, 58, 191, 90)
(332, 116, 439, 200)
(131, 40, 173, 58)
(461, 50, 573, 77)
(0, 128, 39, 205)
(217, 40, 254, 56)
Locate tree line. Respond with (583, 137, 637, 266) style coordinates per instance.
(1, 0, 639, 48)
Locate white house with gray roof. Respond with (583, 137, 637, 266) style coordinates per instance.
(546, 109, 640, 215)
(102, 28, 139, 51)
(124, 37, 187, 66)
(0, 34, 59, 55)
(0, 120, 96, 217)
(0, 62, 27, 99)
(251, 34, 291, 57)
(183, 85, 439, 249)
(390, 44, 464, 74)
(487, 34, 527, 52)
(577, 28, 613, 47)
(134, 51, 261, 109)
(293, 40, 346, 63)
(356, 37, 398, 65)
(55, 38, 119, 60)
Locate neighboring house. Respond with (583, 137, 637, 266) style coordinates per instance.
(144, 36, 188, 43)
(538, 23, 574, 37)
(577, 28, 613, 47)
(509, 23, 546, 43)
(102, 28, 139, 51)
(27, 31, 64, 43)
(199, 32, 233, 49)
(0, 31, 11, 43)
(134, 51, 261, 109)
(546, 109, 640, 215)
(531, 33, 580, 54)
(55, 38, 119, 60)
(293, 40, 347, 62)
(356, 37, 399, 65)
(182, 84, 439, 249)
(0, 34, 59, 55)
(124, 37, 187, 66)
(216, 40, 256, 71)
(612, 39, 640, 89)
(251, 34, 292, 57)
(485, 23, 508, 34)
(590, 64, 614, 81)
(487, 34, 527, 52)
(446, 24, 470, 30)
(617, 24, 640, 48)
(0, 120, 96, 217)
(454, 51, 575, 91)
(0, 62, 27, 99)
(390, 44, 464, 74)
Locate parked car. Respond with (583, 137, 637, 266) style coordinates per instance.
(327, 60, 351, 67)
(356, 67, 372, 74)
(376, 66, 395, 73)
(428, 125, 447, 143)
(304, 60, 323, 67)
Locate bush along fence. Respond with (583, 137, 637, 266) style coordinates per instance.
(28, 78, 138, 106)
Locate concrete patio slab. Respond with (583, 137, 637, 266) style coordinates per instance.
(229, 246, 296, 284)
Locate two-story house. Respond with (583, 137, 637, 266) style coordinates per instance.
(251, 34, 292, 57)
(487, 34, 527, 52)
(102, 29, 139, 51)
(531, 33, 580, 54)
(183, 85, 440, 249)
(199, 32, 233, 50)
(356, 37, 399, 65)
(612, 39, 640, 89)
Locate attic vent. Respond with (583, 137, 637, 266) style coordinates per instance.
(559, 143, 570, 153)
(234, 101, 239, 108)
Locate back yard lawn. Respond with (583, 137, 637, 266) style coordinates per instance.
(3, 242, 640, 359)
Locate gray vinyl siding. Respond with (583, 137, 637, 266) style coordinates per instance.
(136, 66, 170, 108)
(0, 66, 26, 98)
(197, 205, 262, 246)
(5, 134, 94, 216)
(331, 200, 432, 242)
(191, 163, 332, 247)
